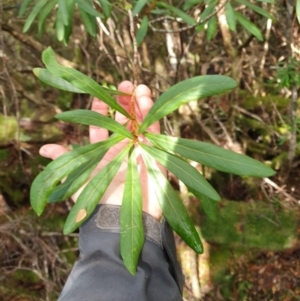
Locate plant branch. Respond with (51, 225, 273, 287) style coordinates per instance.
(148, 0, 230, 33)
(1, 22, 76, 68)
(128, 9, 139, 137)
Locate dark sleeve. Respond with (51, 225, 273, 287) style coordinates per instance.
(57, 205, 184, 301)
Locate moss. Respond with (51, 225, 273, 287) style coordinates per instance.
(243, 94, 290, 111)
(200, 200, 298, 251)
(56, 91, 74, 110)
(209, 245, 233, 281)
(13, 270, 40, 284)
(0, 270, 41, 300)
(25, 124, 63, 142)
(0, 115, 17, 144)
(42, 213, 67, 231)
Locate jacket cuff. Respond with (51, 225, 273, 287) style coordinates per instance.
(96, 205, 162, 247)
(84, 204, 184, 294)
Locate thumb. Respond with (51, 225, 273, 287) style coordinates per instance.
(40, 144, 69, 160)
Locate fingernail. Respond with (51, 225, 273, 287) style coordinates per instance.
(39, 147, 48, 157)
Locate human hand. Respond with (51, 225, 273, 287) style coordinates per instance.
(39, 81, 164, 220)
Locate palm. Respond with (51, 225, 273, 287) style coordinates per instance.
(40, 81, 163, 220)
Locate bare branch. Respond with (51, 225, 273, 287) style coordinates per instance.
(148, 0, 230, 33)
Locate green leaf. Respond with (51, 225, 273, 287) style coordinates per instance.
(225, 2, 236, 31)
(140, 143, 220, 201)
(63, 144, 131, 234)
(97, 0, 112, 18)
(102, 87, 131, 96)
(158, 2, 197, 25)
(49, 133, 121, 203)
(78, 7, 97, 37)
(19, 0, 35, 16)
(30, 135, 124, 215)
(183, 0, 204, 11)
(136, 16, 148, 46)
(76, 0, 104, 17)
(206, 15, 217, 40)
(145, 133, 276, 177)
(56, 110, 133, 139)
(120, 146, 144, 275)
(37, 0, 56, 35)
(33, 69, 128, 95)
(235, 0, 273, 19)
(254, 0, 274, 3)
(63, 0, 76, 44)
(55, 9, 65, 41)
(48, 157, 100, 203)
(141, 149, 203, 253)
(297, 0, 300, 25)
(33, 68, 85, 93)
(189, 188, 218, 221)
(139, 75, 237, 133)
(23, 0, 48, 32)
(0, 149, 9, 162)
(235, 11, 263, 41)
(58, 0, 69, 26)
(132, 0, 148, 16)
(42, 47, 130, 117)
(150, 8, 168, 15)
(196, 0, 216, 32)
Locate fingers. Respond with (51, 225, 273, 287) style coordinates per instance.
(115, 81, 134, 125)
(90, 81, 159, 138)
(90, 98, 109, 143)
(40, 144, 68, 160)
(135, 84, 160, 134)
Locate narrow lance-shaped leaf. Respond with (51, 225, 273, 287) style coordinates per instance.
(139, 76, 237, 133)
(234, 11, 263, 41)
(141, 149, 203, 253)
(34, 68, 130, 95)
(140, 143, 220, 201)
(136, 16, 148, 46)
(101, 87, 131, 96)
(183, 0, 204, 11)
(149, 8, 168, 14)
(56, 110, 133, 139)
(225, 2, 236, 31)
(97, 0, 112, 18)
(33, 68, 85, 93)
(158, 2, 197, 25)
(120, 146, 144, 275)
(188, 187, 218, 221)
(132, 0, 148, 16)
(297, 0, 300, 25)
(30, 135, 124, 215)
(145, 133, 276, 177)
(38, 0, 57, 35)
(254, 0, 274, 3)
(48, 156, 100, 203)
(63, 144, 132, 234)
(55, 9, 65, 42)
(206, 15, 217, 40)
(76, 0, 104, 17)
(58, 0, 69, 25)
(23, 0, 48, 32)
(196, 0, 217, 32)
(78, 7, 97, 37)
(41, 47, 130, 117)
(19, 0, 35, 16)
(63, 0, 76, 44)
(235, 0, 273, 20)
